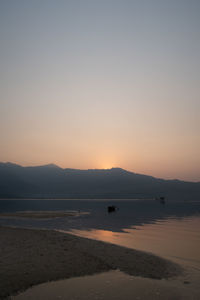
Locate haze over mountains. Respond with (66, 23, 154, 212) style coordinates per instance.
(0, 162, 199, 201)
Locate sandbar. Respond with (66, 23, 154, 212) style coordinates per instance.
(0, 226, 181, 299)
(0, 210, 88, 219)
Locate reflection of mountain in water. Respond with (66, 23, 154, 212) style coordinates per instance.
(0, 200, 200, 232)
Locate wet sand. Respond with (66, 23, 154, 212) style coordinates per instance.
(12, 270, 200, 300)
(0, 227, 181, 299)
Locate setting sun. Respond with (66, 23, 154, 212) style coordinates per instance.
(101, 165, 113, 170)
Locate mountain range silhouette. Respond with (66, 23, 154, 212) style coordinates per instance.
(0, 162, 199, 200)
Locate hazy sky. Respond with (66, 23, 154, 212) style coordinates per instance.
(0, 0, 200, 181)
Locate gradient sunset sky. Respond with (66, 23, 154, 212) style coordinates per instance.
(0, 0, 200, 181)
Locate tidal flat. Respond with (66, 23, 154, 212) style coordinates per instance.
(0, 226, 181, 300)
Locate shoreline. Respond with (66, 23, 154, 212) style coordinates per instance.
(0, 226, 181, 299)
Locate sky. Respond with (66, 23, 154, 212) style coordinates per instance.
(0, 0, 200, 181)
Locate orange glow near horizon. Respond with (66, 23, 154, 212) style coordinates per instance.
(99, 162, 117, 170)
(1, 157, 200, 182)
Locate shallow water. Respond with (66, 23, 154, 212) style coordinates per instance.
(1, 199, 200, 267)
(1, 199, 200, 299)
(1, 199, 200, 232)
(68, 216, 200, 270)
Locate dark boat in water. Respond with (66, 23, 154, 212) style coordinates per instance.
(107, 205, 117, 213)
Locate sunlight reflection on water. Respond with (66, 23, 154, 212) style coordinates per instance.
(66, 216, 200, 269)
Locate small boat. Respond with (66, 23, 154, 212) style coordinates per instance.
(107, 205, 117, 213)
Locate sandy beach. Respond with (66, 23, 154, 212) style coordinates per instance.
(0, 226, 181, 299)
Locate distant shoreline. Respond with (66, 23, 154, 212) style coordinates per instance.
(0, 226, 181, 299)
(0, 198, 154, 200)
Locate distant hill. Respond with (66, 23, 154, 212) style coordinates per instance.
(0, 162, 199, 200)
